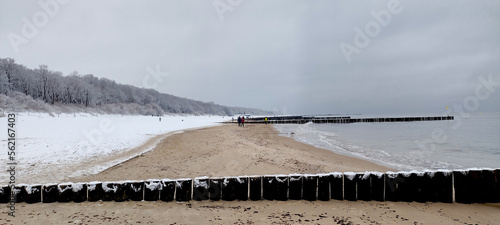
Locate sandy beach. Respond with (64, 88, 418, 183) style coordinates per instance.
(5, 124, 500, 224)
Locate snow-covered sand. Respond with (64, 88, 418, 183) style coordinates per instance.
(0, 113, 224, 184)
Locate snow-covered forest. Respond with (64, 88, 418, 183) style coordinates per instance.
(0, 58, 270, 116)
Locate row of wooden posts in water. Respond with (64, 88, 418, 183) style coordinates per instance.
(2, 169, 499, 204)
(231, 116, 455, 124)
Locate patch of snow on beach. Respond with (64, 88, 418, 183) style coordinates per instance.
(0, 113, 224, 183)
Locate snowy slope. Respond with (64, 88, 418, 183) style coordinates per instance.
(0, 113, 225, 184)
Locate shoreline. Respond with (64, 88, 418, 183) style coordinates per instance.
(272, 123, 399, 171)
(72, 123, 390, 183)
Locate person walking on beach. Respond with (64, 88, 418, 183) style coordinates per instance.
(241, 116, 245, 127)
(237, 116, 241, 127)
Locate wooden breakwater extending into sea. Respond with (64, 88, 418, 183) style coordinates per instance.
(227, 115, 454, 124)
(2, 169, 499, 204)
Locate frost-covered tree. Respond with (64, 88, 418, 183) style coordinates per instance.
(0, 58, 272, 116)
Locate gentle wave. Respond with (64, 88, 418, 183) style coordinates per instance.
(275, 113, 500, 171)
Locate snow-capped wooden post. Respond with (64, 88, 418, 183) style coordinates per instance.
(481, 169, 497, 203)
(274, 175, 288, 201)
(303, 174, 318, 201)
(58, 183, 74, 202)
(370, 172, 385, 201)
(72, 183, 87, 203)
(87, 182, 103, 202)
(473, 169, 491, 203)
(494, 169, 500, 203)
(318, 173, 330, 201)
(114, 182, 130, 202)
(144, 180, 161, 201)
(434, 170, 453, 203)
(101, 182, 115, 201)
(249, 176, 262, 201)
(24, 184, 42, 204)
(412, 171, 426, 203)
(175, 178, 192, 202)
(42, 183, 59, 203)
(160, 179, 175, 202)
(0, 185, 11, 203)
(343, 172, 357, 201)
(209, 178, 222, 201)
(193, 177, 209, 201)
(221, 177, 238, 201)
(453, 170, 472, 203)
(423, 171, 437, 202)
(129, 181, 144, 201)
(384, 172, 401, 202)
(288, 174, 303, 200)
(397, 172, 414, 202)
(13, 185, 27, 203)
(236, 176, 249, 201)
(262, 175, 275, 200)
(330, 172, 343, 201)
(356, 173, 371, 201)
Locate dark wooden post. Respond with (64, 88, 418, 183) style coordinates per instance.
(114, 182, 130, 202)
(370, 172, 385, 201)
(274, 175, 288, 201)
(25, 184, 42, 204)
(209, 178, 222, 201)
(58, 183, 74, 202)
(236, 176, 249, 201)
(221, 177, 237, 201)
(356, 173, 371, 201)
(160, 179, 175, 202)
(42, 183, 59, 203)
(129, 181, 144, 201)
(144, 180, 161, 201)
(318, 173, 330, 201)
(289, 174, 303, 200)
(397, 172, 414, 202)
(101, 182, 115, 201)
(72, 183, 87, 203)
(454, 170, 472, 203)
(423, 171, 437, 202)
(263, 176, 274, 200)
(193, 177, 209, 201)
(385, 172, 401, 202)
(0, 185, 11, 203)
(249, 176, 262, 201)
(87, 182, 103, 202)
(434, 170, 453, 203)
(481, 169, 497, 203)
(303, 174, 318, 201)
(175, 179, 192, 202)
(494, 169, 500, 203)
(344, 172, 357, 201)
(330, 172, 343, 200)
(13, 185, 27, 203)
(412, 172, 426, 203)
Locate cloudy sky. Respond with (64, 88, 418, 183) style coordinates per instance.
(1, 0, 499, 115)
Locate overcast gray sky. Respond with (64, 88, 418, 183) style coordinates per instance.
(1, 0, 499, 115)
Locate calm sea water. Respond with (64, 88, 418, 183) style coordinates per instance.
(274, 113, 500, 171)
